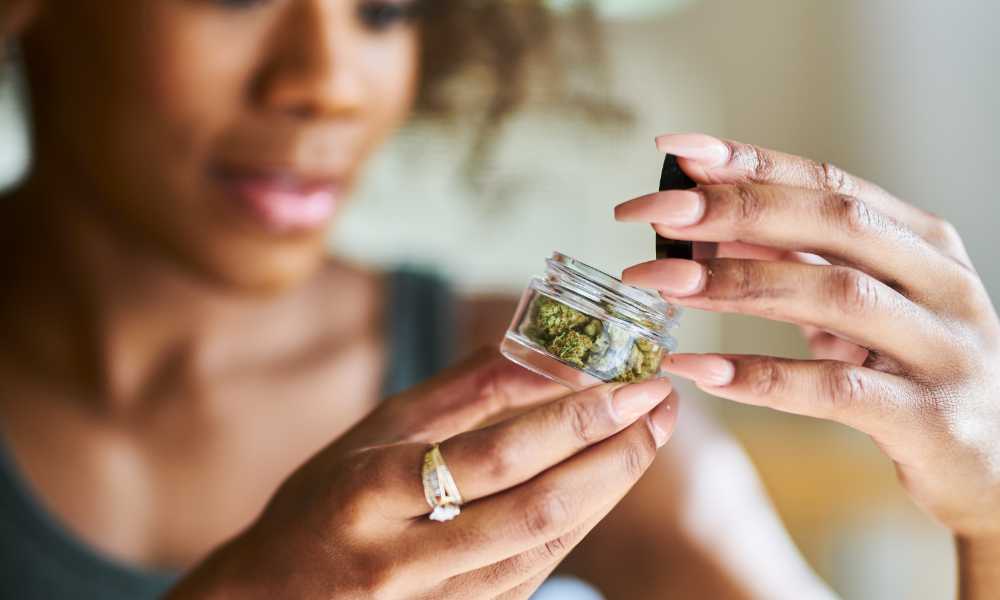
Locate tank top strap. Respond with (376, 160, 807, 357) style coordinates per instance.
(380, 267, 458, 398)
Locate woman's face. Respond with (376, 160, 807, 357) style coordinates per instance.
(21, 0, 420, 290)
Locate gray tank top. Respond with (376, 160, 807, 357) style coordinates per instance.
(0, 268, 457, 598)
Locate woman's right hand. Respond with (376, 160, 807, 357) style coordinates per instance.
(169, 349, 678, 600)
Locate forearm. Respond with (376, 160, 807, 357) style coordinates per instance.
(957, 535, 1000, 600)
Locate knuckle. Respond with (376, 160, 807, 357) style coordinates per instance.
(924, 217, 969, 260)
(730, 260, 760, 300)
(925, 217, 960, 247)
(827, 267, 877, 315)
(827, 193, 874, 236)
(474, 360, 508, 414)
(951, 269, 993, 320)
(558, 396, 601, 445)
(522, 489, 573, 540)
(732, 184, 767, 226)
(953, 265, 983, 295)
(820, 363, 867, 417)
(482, 433, 519, 481)
(620, 437, 654, 481)
(541, 532, 572, 561)
(818, 161, 858, 195)
(747, 358, 786, 397)
(732, 143, 777, 182)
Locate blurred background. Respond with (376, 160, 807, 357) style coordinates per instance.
(1, 1, 997, 597)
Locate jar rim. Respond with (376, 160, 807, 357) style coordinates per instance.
(550, 252, 670, 308)
(540, 251, 680, 346)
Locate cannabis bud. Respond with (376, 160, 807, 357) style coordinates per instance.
(522, 295, 664, 383)
(500, 252, 679, 391)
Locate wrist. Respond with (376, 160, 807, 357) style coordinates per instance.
(165, 532, 267, 600)
(956, 533, 1000, 600)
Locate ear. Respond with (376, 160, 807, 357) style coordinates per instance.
(2, 0, 41, 46)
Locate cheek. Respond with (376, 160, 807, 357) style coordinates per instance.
(358, 34, 420, 148)
(136, 8, 262, 177)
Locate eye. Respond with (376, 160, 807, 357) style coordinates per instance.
(212, 0, 269, 9)
(211, 0, 270, 10)
(357, 0, 420, 32)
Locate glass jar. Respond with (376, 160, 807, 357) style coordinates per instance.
(501, 252, 681, 391)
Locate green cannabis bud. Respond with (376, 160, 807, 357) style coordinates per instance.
(549, 330, 594, 367)
(521, 295, 664, 383)
(535, 295, 590, 338)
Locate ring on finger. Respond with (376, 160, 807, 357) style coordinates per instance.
(422, 444, 464, 522)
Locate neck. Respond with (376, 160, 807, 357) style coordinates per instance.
(1, 174, 294, 416)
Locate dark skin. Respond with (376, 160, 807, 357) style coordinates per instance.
(0, 1, 866, 598)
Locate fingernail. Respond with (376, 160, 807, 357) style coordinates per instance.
(623, 260, 706, 296)
(646, 396, 678, 448)
(700, 357, 736, 386)
(611, 378, 672, 423)
(655, 133, 730, 168)
(615, 190, 704, 227)
(652, 190, 705, 227)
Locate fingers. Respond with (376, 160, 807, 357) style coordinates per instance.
(437, 504, 612, 600)
(623, 258, 949, 367)
(654, 133, 973, 267)
(617, 184, 963, 308)
(802, 327, 870, 364)
(343, 348, 567, 449)
(438, 379, 673, 510)
(662, 354, 921, 440)
(410, 393, 679, 578)
(492, 570, 556, 600)
(366, 379, 673, 520)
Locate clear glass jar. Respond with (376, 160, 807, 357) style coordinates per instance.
(501, 252, 681, 391)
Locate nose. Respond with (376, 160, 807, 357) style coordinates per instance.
(254, 0, 365, 120)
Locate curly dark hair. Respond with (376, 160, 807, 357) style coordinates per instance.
(418, 1, 558, 117)
(415, 1, 625, 173)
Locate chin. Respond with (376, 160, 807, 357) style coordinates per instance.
(184, 234, 331, 296)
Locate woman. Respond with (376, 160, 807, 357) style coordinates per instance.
(0, 1, 997, 598)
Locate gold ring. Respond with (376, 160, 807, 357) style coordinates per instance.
(421, 444, 464, 522)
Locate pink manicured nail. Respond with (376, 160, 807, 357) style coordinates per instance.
(655, 133, 730, 168)
(661, 354, 736, 387)
(698, 357, 736, 386)
(653, 190, 704, 226)
(622, 260, 706, 296)
(616, 190, 704, 227)
(611, 378, 672, 423)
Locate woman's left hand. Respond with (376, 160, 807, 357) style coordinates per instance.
(615, 134, 1000, 561)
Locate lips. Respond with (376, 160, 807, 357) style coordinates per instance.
(213, 167, 342, 233)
